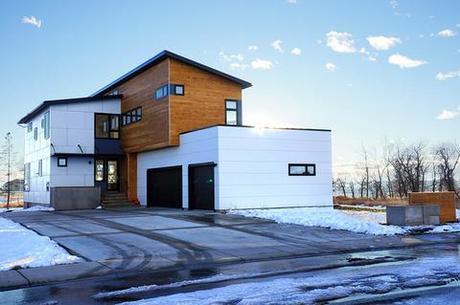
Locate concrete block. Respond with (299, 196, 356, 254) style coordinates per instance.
(50, 186, 101, 210)
(422, 204, 440, 225)
(387, 205, 424, 226)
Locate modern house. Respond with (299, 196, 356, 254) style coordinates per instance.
(19, 50, 333, 210)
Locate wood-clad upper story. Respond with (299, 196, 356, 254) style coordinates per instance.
(94, 51, 251, 153)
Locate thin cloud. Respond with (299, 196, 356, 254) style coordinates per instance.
(219, 52, 244, 62)
(326, 31, 356, 53)
(325, 62, 336, 72)
(21, 16, 42, 28)
(248, 45, 258, 51)
(367, 36, 401, 51)
(287, 0, 297, 3)
(438, 29, 457, 37)
(436, 69, 460, 81)
(271, 40, 284, 53)
(229, 62, 249, 71)
(251, 58, 273, 70)
(291, 48, 301, 56)
(437, 109, 459, 120)
(388, 54, 427, 69)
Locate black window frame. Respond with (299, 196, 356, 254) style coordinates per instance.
(155, 84, 169, 100)
(171, 84, 185, 96)
(121, 107, 142, 126)
(57, 157, 67, 167)
(225, 99, 241, 126)
(288, 163, 316, 176)
(94, 113, 120, 139)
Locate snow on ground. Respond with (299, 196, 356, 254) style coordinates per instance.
(231, 208, 460, 236)
(231, 208, 405, 236)
(117, 256, 460, 305)
(0, 217, 80, 271)
(0, 206, 54, 213)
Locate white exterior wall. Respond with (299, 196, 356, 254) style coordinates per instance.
(23, 98, 120, 204)
(137, 128, 219, 207)
(23, 111, 51, 204)
(216, 126, 332, 209)
(137, 126, 332, 210)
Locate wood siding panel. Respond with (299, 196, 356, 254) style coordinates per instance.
(110, 59, 171, 153)
(169, 58, 242, 145)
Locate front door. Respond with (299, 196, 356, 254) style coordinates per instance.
(189, 164, 215, 210)
(95, 159, 120, 193)
(107, 160, 119, 191)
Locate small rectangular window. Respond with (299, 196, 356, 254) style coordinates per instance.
(155, 84, 169, 100)
(38, 159, 43, 177)
(288, 164, 316, 176)
(172, 84, 184, 95)
(43, 111, 50, 139)
(27, 122, 33, 132)
(57, 157, 67, 167)
(34, 127, 38, 140)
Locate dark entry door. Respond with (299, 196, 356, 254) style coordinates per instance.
(95, 158, 120, 193)
(189, 164, 215, 210)
(107, 160, 119, 191)
(147, 166, 182, 208)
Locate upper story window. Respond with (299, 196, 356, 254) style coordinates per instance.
(33, 127, 38, 140)
(43, 111, 50, 139)
(121, 107, 142, 126)
(225, 100, 241, 126)
(154, 84, 185, 100)
(95, 113, 119, 139)
(27, 122, 33, 132)
(109, 89, 119, 96)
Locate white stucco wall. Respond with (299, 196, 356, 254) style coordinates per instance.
(23, 98, 121, 204)
(23, 110, 51, 205)
(137, 125, 332, 210)
(216, 126, 332, 209)
(137, 127, 219, 207)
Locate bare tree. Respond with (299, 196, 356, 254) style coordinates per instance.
(434, 143, 460, 196)
(334, 178, 348, 197)
(1, 133, 13, 210)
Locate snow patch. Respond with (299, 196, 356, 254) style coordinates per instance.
(231, 208, 405, 236)
(0, 217, 80, 271)
(0, 206, 54, 213)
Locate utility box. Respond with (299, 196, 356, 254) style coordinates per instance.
(422, 204, 440, 225)
(387, 205, 424, 226)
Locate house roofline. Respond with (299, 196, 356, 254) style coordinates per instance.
(179, 124, 332, 135)
(17, 95, 122, 125)
(91, 50, 252, 97)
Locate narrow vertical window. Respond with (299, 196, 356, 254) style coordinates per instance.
(43, 111, 50, 139)
(34, 127, 38, 140)
(38, 159, 43, 177)
(225, 100, 241, 126)
(24, 163, 30, 191)
(95, 159, 104, 182)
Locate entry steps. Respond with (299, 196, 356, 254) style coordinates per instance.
(101, 192, 133, 208)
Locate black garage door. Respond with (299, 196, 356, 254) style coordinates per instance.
(147, 166, 182, 208)
(188, 163, 216, 210)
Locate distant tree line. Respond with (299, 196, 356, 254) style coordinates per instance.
(334, 142, 460, 199)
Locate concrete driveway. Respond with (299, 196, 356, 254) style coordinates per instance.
(2, 207, 460, 290)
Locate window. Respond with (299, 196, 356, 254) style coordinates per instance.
(172, 84, 184, 95)
(34, 127, 38, 140)
(95, 159, 104, 181)
(288, 163, 316, 176)
(43, 111, 50, 139)
(225, 100, 241, 126)
(95, 114, 119, 139)
(24, 163, 30, 191)
(109, 89, 119, 96)
(27, 122, 33, 132)
(38, 159, 43, 177)
(121, 107, 142, 126)
(57, 157, 67, 167)
(155, 84, 169, 100)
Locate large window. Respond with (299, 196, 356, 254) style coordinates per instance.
(288, 163, 316, 176)
(225, 100, 241, 126)
(95, 114, 119, 139)
(24, 163, 30, 191)
(121, 107, 142, 126)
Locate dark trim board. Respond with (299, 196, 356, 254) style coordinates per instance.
(91, 50, 252, 97)
(180, 124, 332, 135)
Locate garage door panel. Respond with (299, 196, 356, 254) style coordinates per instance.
(147, 166, 182, 208)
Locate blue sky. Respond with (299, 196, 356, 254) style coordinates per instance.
(1, 0, 459, 172)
